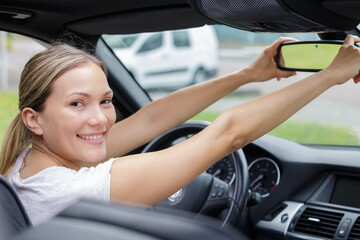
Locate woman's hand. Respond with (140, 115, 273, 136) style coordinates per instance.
(242, 37, 297, 83)
(325, 34, 360, 85)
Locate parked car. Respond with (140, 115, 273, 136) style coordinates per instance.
(1, 0, 360, 240)
(104, 25, 218, 89)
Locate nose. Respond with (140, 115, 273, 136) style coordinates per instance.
(88, 105, 107, 127)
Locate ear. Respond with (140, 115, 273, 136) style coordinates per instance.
(21, 107, 43, 136)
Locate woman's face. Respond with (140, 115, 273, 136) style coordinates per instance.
(36, 61, 116, 165)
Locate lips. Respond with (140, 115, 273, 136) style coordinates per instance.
(77, 133, 105, 143)
(77, 134, 104, 140)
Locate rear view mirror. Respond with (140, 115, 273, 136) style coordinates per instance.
(276, 41, 343, 72)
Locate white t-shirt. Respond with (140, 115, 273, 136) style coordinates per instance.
(7, 148, 116, 226)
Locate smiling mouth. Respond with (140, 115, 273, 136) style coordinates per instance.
(77, 133, 105, 141)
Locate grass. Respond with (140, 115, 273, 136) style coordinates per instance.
(191, 111, 359, 146)
(0, 91, 19, 147)
(269, 121, 358, 145)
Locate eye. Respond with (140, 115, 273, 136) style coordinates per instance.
(101, 98, 113, 105)
(70, 101, 84, 107)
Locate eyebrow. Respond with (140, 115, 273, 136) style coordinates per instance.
(67, 90, 113, 98)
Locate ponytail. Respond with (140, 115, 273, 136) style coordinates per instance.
(0, 113, 32, 176)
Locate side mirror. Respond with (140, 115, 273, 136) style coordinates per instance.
(276, 40, 343, 72)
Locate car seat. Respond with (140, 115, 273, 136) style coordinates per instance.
(1, 173, 250, 240)
(0, 175, 32, 239)
(12, 200, 250, 240)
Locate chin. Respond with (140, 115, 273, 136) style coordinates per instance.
(89, 154, 107, 163)
(82, 149, 107, 163)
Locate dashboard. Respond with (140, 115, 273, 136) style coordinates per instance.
(248, 157, 280, 198)
(207, 141, 282, 199)
(207, 134, 360, 240)
(241, 135, 360, 240)
(150, 123, 360, 240)
(206, 156, 236, 185)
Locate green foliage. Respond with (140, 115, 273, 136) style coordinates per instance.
(269, 121, 358, 145)
(191, 111, 359, 146)
(0, 91, 18, 146)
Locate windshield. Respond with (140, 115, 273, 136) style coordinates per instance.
(102, 34, 139, 49)
(103, 25, 360, 147)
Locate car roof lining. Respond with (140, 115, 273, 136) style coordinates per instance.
(68, 6, 216, 35)
(281, 0, 359, 31)
(0, 0, 360, 42)
(0, 1, 211, 41)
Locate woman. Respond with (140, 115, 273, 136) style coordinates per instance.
(1, 35, 359, 226)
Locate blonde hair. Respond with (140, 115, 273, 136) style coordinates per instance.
(0, 44, 107, 175)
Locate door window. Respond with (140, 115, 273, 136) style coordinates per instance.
(172, 30, 190, 48)
(137, 33, 163, 53)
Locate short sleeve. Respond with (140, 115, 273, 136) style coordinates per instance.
(75, 158, 117, 202)
(8, 157, 117, 226)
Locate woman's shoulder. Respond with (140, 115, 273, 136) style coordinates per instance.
(9, 158, 117, 197)
(22, 157, 117, 184)
(77, 158, 117, 175)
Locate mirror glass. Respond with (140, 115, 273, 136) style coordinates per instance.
(277, 41, 342, 72)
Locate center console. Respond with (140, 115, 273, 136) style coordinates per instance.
(256, 173, 360, 240)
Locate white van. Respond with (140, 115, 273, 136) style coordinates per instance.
(105, 25, 218, 89)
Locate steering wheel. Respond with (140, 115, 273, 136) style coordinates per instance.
(142, 121, 249, 227)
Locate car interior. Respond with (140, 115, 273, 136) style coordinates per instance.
(1, 0, 360, 239)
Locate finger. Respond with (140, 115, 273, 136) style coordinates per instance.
(343, 34, 360, 47)
(276, 69, 296, 79)
(354, 73, 360, 84)
(343, 34, 355, 46)
(272, 37, 298, 47)
(286, 71, 296, 77)
(269, 37, 298, 54)
(279, 52, 286, 68)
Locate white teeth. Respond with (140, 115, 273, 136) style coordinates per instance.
(78, 134, 103, 140)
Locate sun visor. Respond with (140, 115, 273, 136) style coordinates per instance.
(67, 6, 215, 35)
(193, 0, 359, 32)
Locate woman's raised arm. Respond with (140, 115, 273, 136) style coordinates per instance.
(105, 37, 296, 159)
(109, 35, 360, 206)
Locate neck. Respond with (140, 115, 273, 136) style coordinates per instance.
(29, 140, 81, 171)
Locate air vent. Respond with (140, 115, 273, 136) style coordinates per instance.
(293, 207, 344, 239)
(349, 217, 360, 240)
